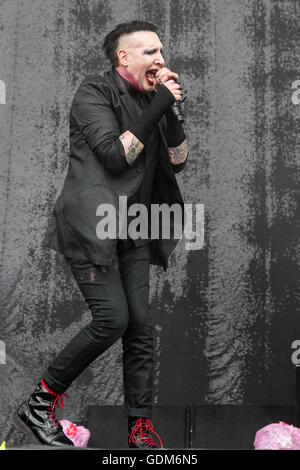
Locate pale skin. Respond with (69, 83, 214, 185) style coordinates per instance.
(115, 31, 188, 167)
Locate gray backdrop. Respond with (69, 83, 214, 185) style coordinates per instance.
(1, 0, 299, 445)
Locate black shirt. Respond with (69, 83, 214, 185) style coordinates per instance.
(117, 73, 160, 247)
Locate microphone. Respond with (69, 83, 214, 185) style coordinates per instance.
(170, 101, 185, 123)
(169, 77, 186, 123)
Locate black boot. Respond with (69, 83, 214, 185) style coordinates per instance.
(11, 380, 74, 447)
(128, 417, 163, 448)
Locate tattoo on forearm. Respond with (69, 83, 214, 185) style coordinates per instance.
(168, 139, 188, 165)
(125, 136, 143, 165)
(119, 132, 144, 166)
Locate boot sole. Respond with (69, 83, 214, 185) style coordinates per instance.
(10, 410, 42, 445)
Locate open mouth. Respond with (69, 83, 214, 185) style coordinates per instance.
(145, 70, 157, 85)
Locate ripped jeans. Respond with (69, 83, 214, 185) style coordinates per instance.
(42, 239, 154, 418)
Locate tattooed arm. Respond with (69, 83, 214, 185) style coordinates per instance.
(168, 139, 188, 166)
(119, 130, 144, 166)
(168, 138, 188, 174)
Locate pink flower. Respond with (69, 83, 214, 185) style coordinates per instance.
(66, 423, 77, 438)
(254, 422, 300, 450)
(60, 420, 91, 447)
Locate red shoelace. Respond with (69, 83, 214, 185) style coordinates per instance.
(41, 380, 69, 428)
(47, 391, 69, 428)
(129, 418, 163, 448)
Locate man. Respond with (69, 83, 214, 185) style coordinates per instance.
(11, 21, 188, 448)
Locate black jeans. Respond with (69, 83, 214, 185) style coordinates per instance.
(43, 239, 154, 418)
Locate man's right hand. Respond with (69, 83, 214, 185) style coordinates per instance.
(158, 80, 182, 102)
(154, 68, 182, 102)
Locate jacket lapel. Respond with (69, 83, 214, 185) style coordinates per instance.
(108, 67, 141, 125)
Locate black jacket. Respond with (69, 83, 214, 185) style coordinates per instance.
(42, 67, 187, 271)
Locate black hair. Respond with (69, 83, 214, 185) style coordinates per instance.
(102, 20, 159, 67)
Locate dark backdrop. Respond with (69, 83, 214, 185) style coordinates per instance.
(1, 0, 299, 445)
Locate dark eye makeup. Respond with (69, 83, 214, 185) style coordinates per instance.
(143, 48, 164, 55)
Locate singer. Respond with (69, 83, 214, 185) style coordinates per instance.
(11, 21, 188, 448)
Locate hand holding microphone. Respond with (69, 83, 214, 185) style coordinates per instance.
(153, 68, 181, 98)
(153, 67, 186, 123)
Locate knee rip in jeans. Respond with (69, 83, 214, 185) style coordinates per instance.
(87, 263, 118, 282)
(95, 261, 119, 276)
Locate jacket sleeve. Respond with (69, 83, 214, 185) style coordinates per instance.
(71, 80, 132, 175)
